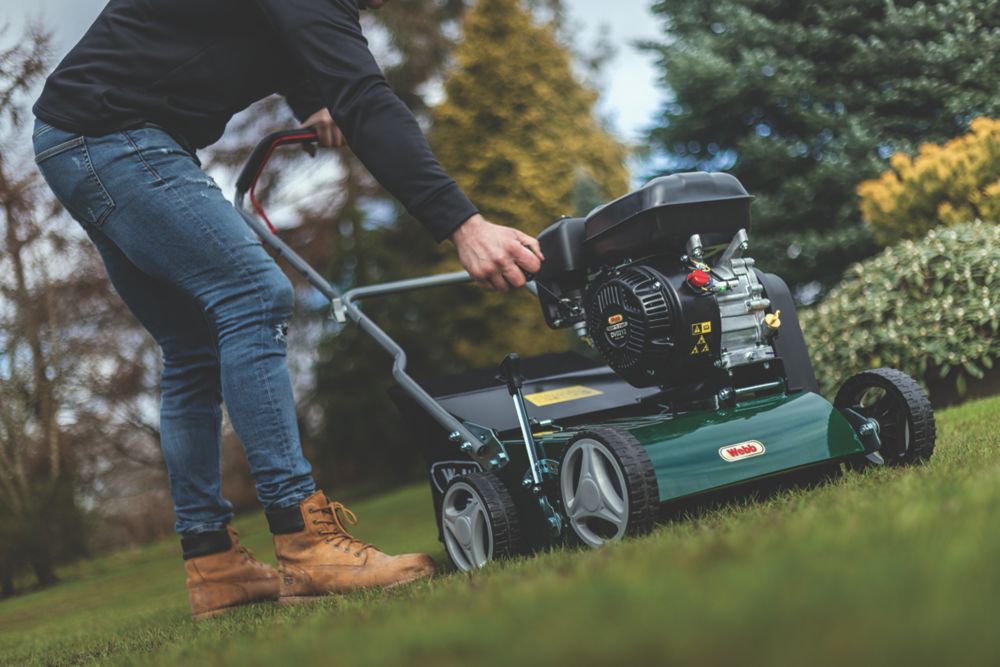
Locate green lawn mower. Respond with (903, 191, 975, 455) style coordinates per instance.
(236, 130, 936, 573)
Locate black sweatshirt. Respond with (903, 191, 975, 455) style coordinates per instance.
(33, 0, 477, 242)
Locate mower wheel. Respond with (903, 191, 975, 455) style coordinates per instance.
(835, 367, 936, 466)
(559, 428, 659, 548)
(441, 472, 523, 572)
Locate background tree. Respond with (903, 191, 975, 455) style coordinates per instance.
(858, 117, 1000, 244)
(428, 0, 629, 365)
(308, 0, 629, 488)
(0, 26, 180, 593)
(0, 26, 88, 592)
(643, 0, 1000, 298)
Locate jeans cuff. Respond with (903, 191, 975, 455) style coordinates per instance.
(176, 519, 231, 536)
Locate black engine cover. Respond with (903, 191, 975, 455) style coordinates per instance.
(586, 262, 721, 389)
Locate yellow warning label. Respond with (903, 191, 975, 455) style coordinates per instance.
(691, 321, 713, 335)
(690, 334, 711, 355)
(524, 385, 604, 407)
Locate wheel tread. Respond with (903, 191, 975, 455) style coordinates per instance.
(448, 472, 523, 564)
(564, 428, 660, 538)
(835, 367, 936, 464)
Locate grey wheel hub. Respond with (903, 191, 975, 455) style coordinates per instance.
(560, 438, 629, 547)
(441, 481, 493, 571)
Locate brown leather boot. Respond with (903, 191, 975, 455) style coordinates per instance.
(271, 491, 436, 602)
(183, 525, 280, 619)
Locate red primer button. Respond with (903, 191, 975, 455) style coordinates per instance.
(687, 269, 711, 288)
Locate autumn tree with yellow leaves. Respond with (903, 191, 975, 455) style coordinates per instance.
(429, 0, 629, 365)
(858, 118, 1000, 245)
(308, 0, 627, 488)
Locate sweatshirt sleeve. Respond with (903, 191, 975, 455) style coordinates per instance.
(278, 75, 325, 123)
(254, 0, 477, 242)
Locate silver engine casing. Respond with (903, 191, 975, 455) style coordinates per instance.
(687, 229, 775, 371)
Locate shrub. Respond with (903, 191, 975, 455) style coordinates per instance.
(858, 118, 1000, 245)
(800, 221, 1000, 402)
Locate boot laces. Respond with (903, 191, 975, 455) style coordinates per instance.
(308, 501, 374, 556)
(229, 528, 258, 564)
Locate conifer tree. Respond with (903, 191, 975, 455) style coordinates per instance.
(645, 0, 1000, 297)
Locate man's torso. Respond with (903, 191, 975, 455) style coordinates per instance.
(34, 0, 297, 150)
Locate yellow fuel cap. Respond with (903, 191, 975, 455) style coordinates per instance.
(764, 309, 782, 330)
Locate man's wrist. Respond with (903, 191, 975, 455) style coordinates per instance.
(450, 213, 485, 244)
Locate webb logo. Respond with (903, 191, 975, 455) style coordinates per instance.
(430, 460, 483, 493)
(719, 440, 766, 462)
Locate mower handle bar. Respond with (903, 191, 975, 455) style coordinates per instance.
(235, 128, 321, 199)
(232, 129, 513, 468)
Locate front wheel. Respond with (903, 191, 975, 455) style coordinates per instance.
(835, 367, 936, 466)
(440, 472, 522, 572)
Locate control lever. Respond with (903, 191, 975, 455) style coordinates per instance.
(497, 353, 563, 537)
(498, 353, 543, 487)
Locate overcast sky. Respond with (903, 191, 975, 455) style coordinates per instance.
(3, 0, 664, 142)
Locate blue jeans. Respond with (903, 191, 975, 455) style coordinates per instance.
(32, 118, 316, 535)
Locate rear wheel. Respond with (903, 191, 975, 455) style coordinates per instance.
(441, 472, 522, 572)
(835, 368, 936, 466)
(559, 428, 659, 548)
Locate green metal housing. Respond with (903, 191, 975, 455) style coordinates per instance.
(532, 391, 865, 503)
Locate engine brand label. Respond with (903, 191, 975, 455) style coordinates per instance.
(719, 440, 766, 462)
(525, 385, 604, 407)
(605, 311, 629, 343)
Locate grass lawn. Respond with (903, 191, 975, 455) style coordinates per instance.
(2, 394, 999, 666)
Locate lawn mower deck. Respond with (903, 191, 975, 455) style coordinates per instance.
(394, 350, 871, 556)
(235, 130, 937, 573)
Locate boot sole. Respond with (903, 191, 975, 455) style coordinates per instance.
(191, 595, 279, 621)
(278, 569, 434, 604)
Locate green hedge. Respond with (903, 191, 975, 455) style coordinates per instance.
(800, 221, 1000, 401)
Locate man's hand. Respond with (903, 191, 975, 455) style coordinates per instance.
(451, 214, 544, 292)
(302, 108, 345, 148)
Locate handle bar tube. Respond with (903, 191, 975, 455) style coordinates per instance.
(233, 130, 491, 463)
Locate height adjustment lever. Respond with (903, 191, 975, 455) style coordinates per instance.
(497, 353, 563, 538)
(497, 353, 542, 487)
(498, 352, 525, 395)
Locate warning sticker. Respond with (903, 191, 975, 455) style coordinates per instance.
(525, 385, 604, 407)
(691, 321, 713, 335)
(689, 334, 711, 356)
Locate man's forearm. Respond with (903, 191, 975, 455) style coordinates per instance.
(255, 0, 475, 240)
(330, 80, 477, 241)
